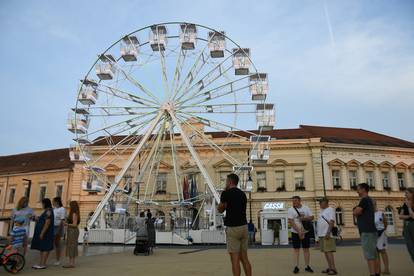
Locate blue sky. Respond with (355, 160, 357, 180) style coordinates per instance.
(0, 0, 413, 156)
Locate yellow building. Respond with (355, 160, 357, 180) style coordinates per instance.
(1, 125, 413, 240)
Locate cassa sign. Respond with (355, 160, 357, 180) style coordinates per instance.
(263, 202, 285, 210)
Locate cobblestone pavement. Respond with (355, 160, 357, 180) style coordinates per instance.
(17, 244, 412, 275)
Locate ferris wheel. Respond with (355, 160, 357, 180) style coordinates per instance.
(67, 22, 275, 230)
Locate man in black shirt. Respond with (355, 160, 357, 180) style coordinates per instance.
(218, 173, 252, 276)
(353, 183, 380, 276)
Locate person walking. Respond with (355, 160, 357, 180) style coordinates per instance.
(247, 220, 255, 245)
(353, 183, 380, 276)
(399, 187, 414, 262)
(218, 173, 252, 276)
(63, 201, 80, 268)
(10, 197, 34, 255)
(52, 197, 66, 266)
(31, 198, 55, 270)
(287, 195, 314, 274)
(374, 201, 390, 274)
(317, 198, 337, 275)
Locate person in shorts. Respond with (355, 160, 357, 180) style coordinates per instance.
(288, 196, 314, 274)
(218, 173, 252, 276)
(317, 198, 337, 275)
(353, 183, 380, 276)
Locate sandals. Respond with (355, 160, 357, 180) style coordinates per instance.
(62, 265, 75, 268)
(32, 265, 47, 269)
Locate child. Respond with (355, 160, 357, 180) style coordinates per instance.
(10, 217, 27, 254)
(83, 227, 89, 246)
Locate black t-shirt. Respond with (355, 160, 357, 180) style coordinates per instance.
(220, 187, 247, 227)
(357, 196, 376, 233)
(400, 203, 414, 221)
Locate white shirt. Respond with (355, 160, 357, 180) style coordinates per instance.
(375, 211, 385, 231)
(288, 205, 313, 233)
(53, 207, 66, 227)
(317, 207, 335, 237)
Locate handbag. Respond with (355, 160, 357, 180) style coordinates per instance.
(322, 215, 338, 237)
(294, 207, 313, 231)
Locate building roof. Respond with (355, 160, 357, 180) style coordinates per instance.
(1, 125, 412, 176)
(0, 148, 72, 175)
(93, 125, 414, 149)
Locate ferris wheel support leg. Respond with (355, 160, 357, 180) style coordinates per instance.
(168, 111, 220, 205)
(87, 111, 164, 229)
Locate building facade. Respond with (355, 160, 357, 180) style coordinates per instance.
(1, 125, 413, 239)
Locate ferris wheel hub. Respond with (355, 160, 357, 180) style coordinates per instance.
(161, 101, 175, 112)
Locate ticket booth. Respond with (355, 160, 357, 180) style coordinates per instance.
(260, 202, 289, 245)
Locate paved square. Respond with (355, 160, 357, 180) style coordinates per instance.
(21, 244, 412, 275)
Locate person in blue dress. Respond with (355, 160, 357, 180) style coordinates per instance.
(31, 198, 54, 269)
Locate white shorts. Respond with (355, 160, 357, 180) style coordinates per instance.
(376, 231, 388, 250)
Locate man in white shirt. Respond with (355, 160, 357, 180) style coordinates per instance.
(317, 198, 337, 275)
(288, 196, 314, 274)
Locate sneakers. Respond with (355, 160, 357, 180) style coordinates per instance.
(293, 266, 300, 274)
(305, 266, 314, 273)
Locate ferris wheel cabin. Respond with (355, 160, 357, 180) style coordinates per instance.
(69, 144, 91, 162)
(82, 174, 103, 192)
(249, 73, 268, 101)
(233, 48, 251, 75)
(208, 31, 226, 58)
(67, 113, 89, 134)
(95, 54, 116, 80)
(180, 23, 197, 50)
(150, 25, 167, 51)
(250, 135, 271, 164)
(256, 103, 275, 131)
(78, 79, 98, 105)
(120, 35, 139, 62)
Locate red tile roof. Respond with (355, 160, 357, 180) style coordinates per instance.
(0, 148, 72, 175)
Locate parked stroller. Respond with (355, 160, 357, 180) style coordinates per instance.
(133, 214, 152, 256)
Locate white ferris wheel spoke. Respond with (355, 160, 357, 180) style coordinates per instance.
(97, 84, 159, 107)
(168, 119, 183, 202)
(172, 43, 211, 102)
(157, 45, 170, 100)
(112, 61, 161, 104)
(170, 48, 187, 100)
(178, 75, 251, 107)
(176, 114, 241, 167)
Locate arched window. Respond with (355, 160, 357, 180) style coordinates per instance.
(384, 206, 394, 226)
(335, 207, 344, 226)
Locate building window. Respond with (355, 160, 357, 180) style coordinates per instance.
(397, 172, 406, 191)
(38, 185, 47, 202)
(219, 171, 231, 190)
(382, 172, 390, 190)
(349, 170, 357, 190)
(275, 171, 285, 191)
(335, 207, 344, 225)
(156, 173, 167, 194)
(8, 187, 16, 204)
(332, 170, 341, 190)
(366, 171, 375, 190)
(384, 206, 394, 226)
(294, 170, 305, 191)
(256, 172, 266, 192)
(55, 184, 63, 198)
(24, 186, 30, 198)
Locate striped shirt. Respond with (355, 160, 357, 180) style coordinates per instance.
(11, 226, 26, 248)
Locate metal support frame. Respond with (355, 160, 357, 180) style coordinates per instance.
(87, 111, 163, 228)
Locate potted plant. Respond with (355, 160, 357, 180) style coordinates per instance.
(276, 185, 286, 192)
(257, 187, 267, 192)
(333, 185, 342, 190)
